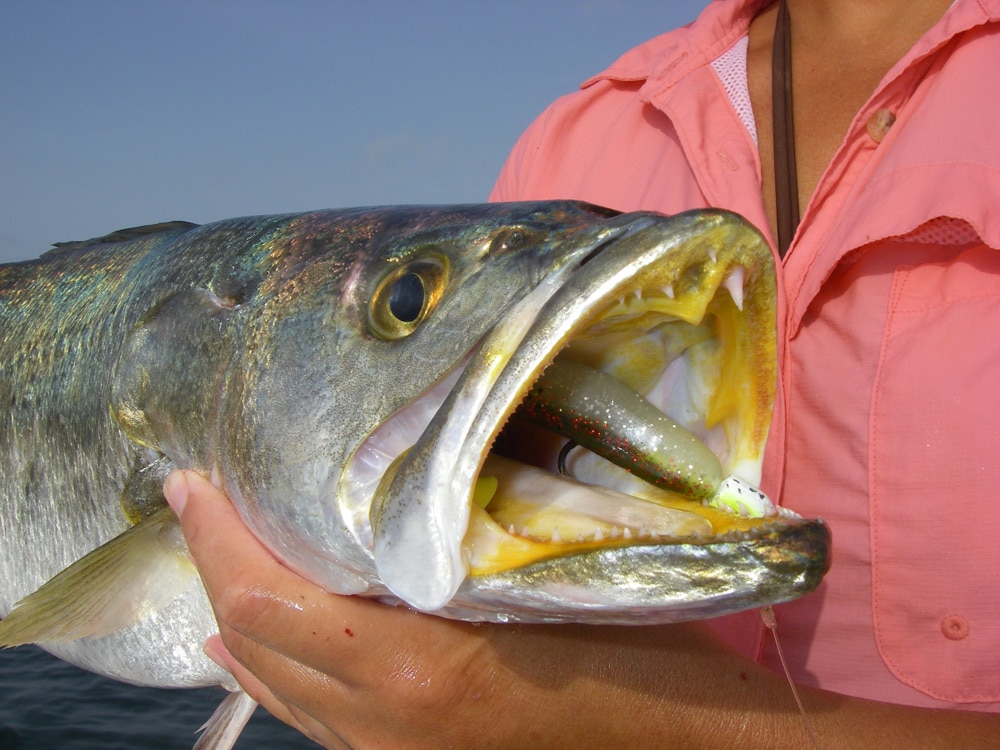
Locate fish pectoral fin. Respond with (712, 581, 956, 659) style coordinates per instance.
(0, 506, 196, 647)
(193, 690, 259, 750)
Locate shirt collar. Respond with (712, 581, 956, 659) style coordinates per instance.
(581, 0, 1000, 99)
(580, 0, 766, 92)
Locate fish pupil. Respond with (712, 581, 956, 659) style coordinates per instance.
(389, 272, 425, 322)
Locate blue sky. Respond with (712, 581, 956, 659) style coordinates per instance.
(0, 1, 707, 263)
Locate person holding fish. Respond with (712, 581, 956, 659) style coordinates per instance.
(165, 0, 1000, 746)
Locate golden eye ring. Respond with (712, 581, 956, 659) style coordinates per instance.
(368, 256, 448, 340)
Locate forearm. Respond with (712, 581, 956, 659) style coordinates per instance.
(166, 470, 999, 750)
(475, 622, 999, 749)
(792, 685, 1000, 750)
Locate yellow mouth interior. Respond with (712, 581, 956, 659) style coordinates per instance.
(463, 252, 780, 576)
(464, 456, 777, 575)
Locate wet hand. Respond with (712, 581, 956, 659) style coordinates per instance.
(163, 470, 779, 749)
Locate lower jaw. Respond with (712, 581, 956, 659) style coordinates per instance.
(450, 518, 831, 625)
(462, 452, 796, 577)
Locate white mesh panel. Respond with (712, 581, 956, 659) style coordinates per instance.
(710, 36, 756, 145)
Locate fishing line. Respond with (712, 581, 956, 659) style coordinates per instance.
(760, 606, 820, 748)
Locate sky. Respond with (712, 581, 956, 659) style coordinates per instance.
(0, 1, 708, 263)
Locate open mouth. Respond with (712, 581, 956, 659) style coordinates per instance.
(343, 209, 828, 617)
(460, 212, 787, 574)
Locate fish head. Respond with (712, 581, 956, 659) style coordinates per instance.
(209, 202, 828, 622)
(217, 202, 657, 593)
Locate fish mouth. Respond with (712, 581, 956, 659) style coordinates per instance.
(346, 209, 830, 619)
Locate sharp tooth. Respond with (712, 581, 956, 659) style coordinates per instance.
(577, 532, 585, 542)
(709, 249, 718, 263)
(593, 529, 604, 542)
(723, 266, 745, 311)
(623, 527, 632, 540)
(611, 526, 620, 539)
(551, 527, 562, 543)
(664, 284, 675, 299)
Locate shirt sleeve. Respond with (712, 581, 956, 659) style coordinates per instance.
(489, 100, 563, 202)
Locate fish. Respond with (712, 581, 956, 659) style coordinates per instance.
(0, 201, 830, 747)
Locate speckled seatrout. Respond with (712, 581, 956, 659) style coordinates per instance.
(0, 202, 830, 747)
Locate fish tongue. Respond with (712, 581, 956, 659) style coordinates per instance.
(477, 454, 712, 541)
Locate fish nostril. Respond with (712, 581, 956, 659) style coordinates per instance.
(579, 240, 610, 266)
(210, 280, 248, 308)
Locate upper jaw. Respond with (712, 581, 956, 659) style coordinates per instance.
(355, 210, 829, 618)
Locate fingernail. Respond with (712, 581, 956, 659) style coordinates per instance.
(204, 634, 231, 671)
(163, 471, 189, 516)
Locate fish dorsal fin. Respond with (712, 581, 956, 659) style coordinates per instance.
(44, 220, 199, 256)
(0, 506, 196, 646)
(194, 690, 259, 750)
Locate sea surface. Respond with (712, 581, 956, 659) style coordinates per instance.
(0, 645, 318, 749)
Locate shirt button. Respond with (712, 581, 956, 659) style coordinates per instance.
(866, 108, 896, 143)
(941, 615, 969, 640)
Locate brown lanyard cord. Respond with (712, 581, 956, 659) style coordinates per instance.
(772, 0, 800, 258)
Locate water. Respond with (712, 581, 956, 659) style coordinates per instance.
(0, 645, 318, 749)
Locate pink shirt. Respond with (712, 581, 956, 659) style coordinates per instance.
(491, 0, 1000, 710)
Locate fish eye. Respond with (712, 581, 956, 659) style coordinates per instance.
(369, 257, 448, 340)
(388, 273, 424, 323)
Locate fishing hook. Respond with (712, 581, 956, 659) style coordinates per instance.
(557, 440, 579, 477)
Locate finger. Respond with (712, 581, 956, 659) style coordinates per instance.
(202, 634, 296, 725)
(164, 471, 365, 673)
(204, 635, 354, 750)
(164, 473, 366, 740)
(163, 470, 475, 685)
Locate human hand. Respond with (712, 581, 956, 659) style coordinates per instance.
(162, 470, 799, 749)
